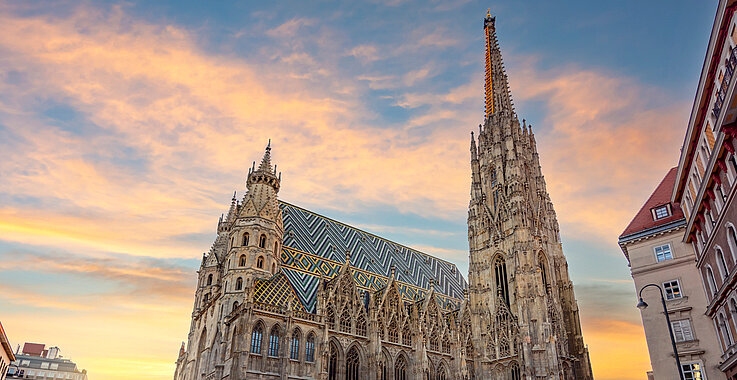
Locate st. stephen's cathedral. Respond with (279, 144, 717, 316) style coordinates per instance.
(173, 12, 594, 380)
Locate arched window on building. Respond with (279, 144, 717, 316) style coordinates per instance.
(538, 252, 550, 294)
(256, 256, 264, 269)
(290, 329, 300, 360)
(326, 306, 336, 330)
(379, 351, 388, 380)
(378, 319, 385, 340)
(346, 346, 360, 380)
(230, 326, 238, 357)
(494, 256, 510, 305)
(707, 266, 718, 296)
(206, 273, 213, 286)
(356, 313, 367, 336)
(268, 325, 280, 357)
(239, 255, 247, 267)
(728, 225, 737, 264)
(388, 319, 398, 343)
(718, 247, 729, 280)
(259, 234, 267, 248)
(437, 363, 447, 380)
(510, 362, 521, 380)
(251, 324, 263, 354)
(731, 298, 737, 325)
(442, 334, 450, 354)
(305, 333, 315, 362)
(328, 343, 338, 380)
(394, 355, 407, 380)
(402, 323, 411, 346)
(243, 232, 249, 246)
(236, 277, 243, 290)
(274, 241, 279, 254)
(340, 309, 352, 333)
(232, 301, 239, 312)
(720, 312, 734, 348)
(429, 331, 439, 352)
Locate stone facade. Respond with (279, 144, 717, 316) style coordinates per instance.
(173, 11, 592, 380)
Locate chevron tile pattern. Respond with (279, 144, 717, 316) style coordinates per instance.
(277, 201, 468, 313)
(253, 272, 306, 311)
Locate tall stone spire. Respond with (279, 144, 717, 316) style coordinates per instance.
(484, 9, 514, 119)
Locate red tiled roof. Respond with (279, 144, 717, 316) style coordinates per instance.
(22, 342, 45, 356)
(620, 167, 685, 237)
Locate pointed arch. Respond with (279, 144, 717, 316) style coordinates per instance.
(290, 328, 301, 360)
(236, 277, 243, 290)
(402, 322, 412, 346)
(538, 251, 550, 294)
(250, 322, 263, 355)
(230, 325, 238, 357)
(268, 324, 280, 357)
(206, 273, 213, 286)
(436, 361, 448, 380)
(388, 317, 399, 343)
(239, 254, 247, 267)
(429, 329, 439, 352)
(242, 232, 249, 246)
(494, 254, 510, 305)
(305, 332, 316, 362)
(328, 340, 340, 380)
(717, 246, 729, 280)
(441, 333, 450, 354)
(356, 312, 367, 336)
(509, 361, 521, 380)
(259, 234, 267, 248)
(340, 308, 352, 333)
(394, 352, 408, 380)
(257, 256, 264, 269)
(326, 305, 336, 330)
(379, 349, 390, 380)
(346, 345, 361, 380)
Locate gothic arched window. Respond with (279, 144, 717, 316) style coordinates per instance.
(251, 324, 263, 354)
(274, 241, 279, 254)
(442, 334, 450, 353)
(305, 333, 315, 362)
(232, 301, 239, 312)
(239, 254, 247, 267)
(340, 309, 352, 333)
(328, 343, 338, 380)
(378, 320, 385, 340)
(231, 326, 238, 357)
(429, 331, 439, 352)
(510, 362, 521, 380)
(236, 277, 243, 290)
(257, 256, 264, 269)
(437, 364, 447, 380)
(259, 234, 267, 248)
(494, 256, 510, 305)
(394, 355, 407, 380)
(538, 252, 550, 294)
(718, 247, 729, 280)
(379, 352, 388, 380)
(346, 346, 360, 380)
(356, 313, 367, 336)
(268, 325, 280, 357)
(326, 306, 336, 330)
(206, 273, 213, 286)
(243, 232, 249, 246)
(290, 329, 300, 360)
(388, 319, 399, 343)
(402, 323, 412, 346)
(707, 266, 718, 296)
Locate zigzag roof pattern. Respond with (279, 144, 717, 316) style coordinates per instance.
(276, 201, 468, 313)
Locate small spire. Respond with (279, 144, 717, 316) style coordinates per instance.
(345, 249, 351, 266)
(390, 265, 396, 278)
(428, 277, 435, 290)
(487, 8, 491, 18)
(258, 141, 273, 173)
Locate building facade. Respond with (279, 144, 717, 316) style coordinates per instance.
(5, 343, 88, 380)
(173, 11, 592, 380)
(0, 322, 14, 380)
(620, 168, 725, 379)
(673, 1, 737, 378)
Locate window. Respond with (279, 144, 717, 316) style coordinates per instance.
(268, 326, 280, 357)
(494, 256, 509, 305)
(682, 362, 704, 380)
(720, 312, 734, 346)
(663, 280, 682, 300)
(671, 320, 694, 342)
(257, 256, 264, 269)
(654, 244, 673, 262)
(41, 363, 50, 369)
(326, 306, 336, 330)
(707, 267, 718, 296)
(305, 333, 315, 362)
(346, 346, 360, 380)
(251, 324, 263, 354)
(207, 273, 213, 286)
(236, 277, 243, 290)
(394, 355, 407, 380)
(729, 225, 737, 263)
(259, 234, 267, 248)
(388, 319, 398, 343)
(356, 313, 367, 336)
(243, 232, 249, 246)
(239, 255, 247, 267)
(340, 310, 351, 333)
(718, 247, 730, 279)
(274, 241, 279, 254)
(653, 205, 670, 220)
(290, 330, 300, 360)
(328, 343, 338, 380)
(402, 323, 411, 345)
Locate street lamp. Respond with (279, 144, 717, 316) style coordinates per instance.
(637, 283, 684, 380)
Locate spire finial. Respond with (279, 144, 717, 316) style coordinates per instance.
(257, 140, 273, 173)
(345, 249, 351, 266)
(487, 8, 491, 18)
(390, 265, 396, 278)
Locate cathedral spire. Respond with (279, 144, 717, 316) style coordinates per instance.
(258, 139, 273, 173)
(484, 10, 514, 119)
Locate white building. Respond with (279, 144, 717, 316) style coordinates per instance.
(6, 343, 87, 380)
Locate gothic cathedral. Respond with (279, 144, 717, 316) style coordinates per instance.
(173, 11, 593, 380)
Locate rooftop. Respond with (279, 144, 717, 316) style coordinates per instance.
(620, 167, 685, 240)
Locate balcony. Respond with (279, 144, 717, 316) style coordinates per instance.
(713, 46, 737, 120)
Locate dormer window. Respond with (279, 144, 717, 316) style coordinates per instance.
(652, 204, 671, 220)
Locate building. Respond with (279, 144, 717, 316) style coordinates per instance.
(173, 11, 592, 380)
(0, 322, 15, 380)
(620, 168, 725, 379)
(5, 343, 87, 380)
(672, 0, 737, 378)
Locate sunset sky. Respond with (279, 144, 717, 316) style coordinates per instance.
(0, 1, 718, 379)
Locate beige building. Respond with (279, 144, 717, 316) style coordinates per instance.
(173, 11, 592, 380)
(0, 322, 14, 380)
(620, 168, 725, 379)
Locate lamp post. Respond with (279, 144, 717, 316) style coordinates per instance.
(637, 283, 684, 380)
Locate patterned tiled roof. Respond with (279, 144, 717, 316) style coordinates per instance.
(277, 201, 467, 312)
(253, 272, 305, 311)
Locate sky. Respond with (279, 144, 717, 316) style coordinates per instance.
(0, 0, 717, 379)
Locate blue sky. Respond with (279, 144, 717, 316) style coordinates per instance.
(0, 1, 717, 379)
